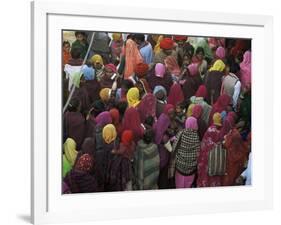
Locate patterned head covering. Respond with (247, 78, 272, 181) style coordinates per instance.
(75, 153, 93, 172)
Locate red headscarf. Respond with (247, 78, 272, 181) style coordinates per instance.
(122, 107, 144, 142)
(138, 93, 156, 123)
(209, 94, 231, 125)
(192, 104, 203, 119)
(160, 38, 174, 50)
(195, 85, 207, 99)
(121, 130, 134, 146)
(173, 35, 188, 42)
(163, 104, 175, 115)
(109, 108, 122, 135)
(135, 63, 149, 78)
(164, 56, 181, 76)
(167, 83, 184, 107)
(105, 63, 117, 73)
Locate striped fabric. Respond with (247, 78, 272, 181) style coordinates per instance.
(134, 140, 160, 190)
(208, 143, 227, 176)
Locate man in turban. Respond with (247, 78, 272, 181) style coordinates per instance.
(152, 37, 178, 68)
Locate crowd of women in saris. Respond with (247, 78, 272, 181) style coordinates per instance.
(62, 31, 252, 194)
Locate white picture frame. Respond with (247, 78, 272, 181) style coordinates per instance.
(31, 1, 274, 224)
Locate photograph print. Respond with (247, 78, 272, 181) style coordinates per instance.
(62, 31, 251, 194)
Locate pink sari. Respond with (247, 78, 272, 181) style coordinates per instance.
(197, 125, 223, 187)
(239, 51, 251, 90)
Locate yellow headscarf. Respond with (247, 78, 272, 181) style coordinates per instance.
(99, 88, 111, 102)
(63, 138, 78, 166)
(102, 124, 117, 144)
(91, 54, 104, 66)
(127, 87, 140, 108)
(112, 33, 122, 41)
(186, 103, 195, 117)
(213, 112, 222, 126)
(154, 35, 164, 54)
(209, 59, 225, 72)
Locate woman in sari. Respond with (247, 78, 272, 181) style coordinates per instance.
(147, 63, 173, 95)
(208, 94, 232, 126)
(122, 107, 144, 142)
(197, 112, 224, 187)
(153, 85, 168, 118)
(154, 105, 175, 189)
(99, 63, 119, 89)
(112, 130, 136, 161)
(135, 78, 151, 99)
(192, 47, 208, 80)
(91, 54, 104, 81)
(190, 85, 212, 126)
(126, 87, 141, 108)
(71, 72, 91, 116)
(105, 129, 133, 191)
(124, 39, 144, 79)
(109, 108, 123, 137)
(64, 98, 85, 150)
(137, 93, 157, 123)
(164, 55, 181, 78)
(167, 83, 184, 107)
(205, 59, 226, 105)
(94, 123, 118, 192)
(110, 33, 124, 64)
(239, 50, 251, 91)
(181, 63, 203, 100)
(192, 104, 207, 141)
(222, 128, 250, 186)
(173, 117, 200, 188)
(64, 153, 98, 193)
(63, 138, 78, 178)
(94, 111, 112, 152)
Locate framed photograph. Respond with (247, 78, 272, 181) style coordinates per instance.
(31, 1, 273, 224)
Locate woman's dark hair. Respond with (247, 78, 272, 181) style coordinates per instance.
(195, 47, 205, 56)
(116, 101, 128, 117)
(226, 56, 240, 74)
(67, 97, 80, 112)
(75, 31, 86, 37)
(183, 43, 195, 58)
(133, 33, 145, 42)
(90, 100, 105, 117)
(121, 79, 134, 91)
(144, 115, 154, 127)
(143, 129, 154, 144)
(63, 41, 70, 47)
(70, 47, 82, 59)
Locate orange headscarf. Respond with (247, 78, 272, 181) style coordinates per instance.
(124, 39, 144, 79)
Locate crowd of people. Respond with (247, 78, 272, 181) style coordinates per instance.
(62, 31, 252, 194)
